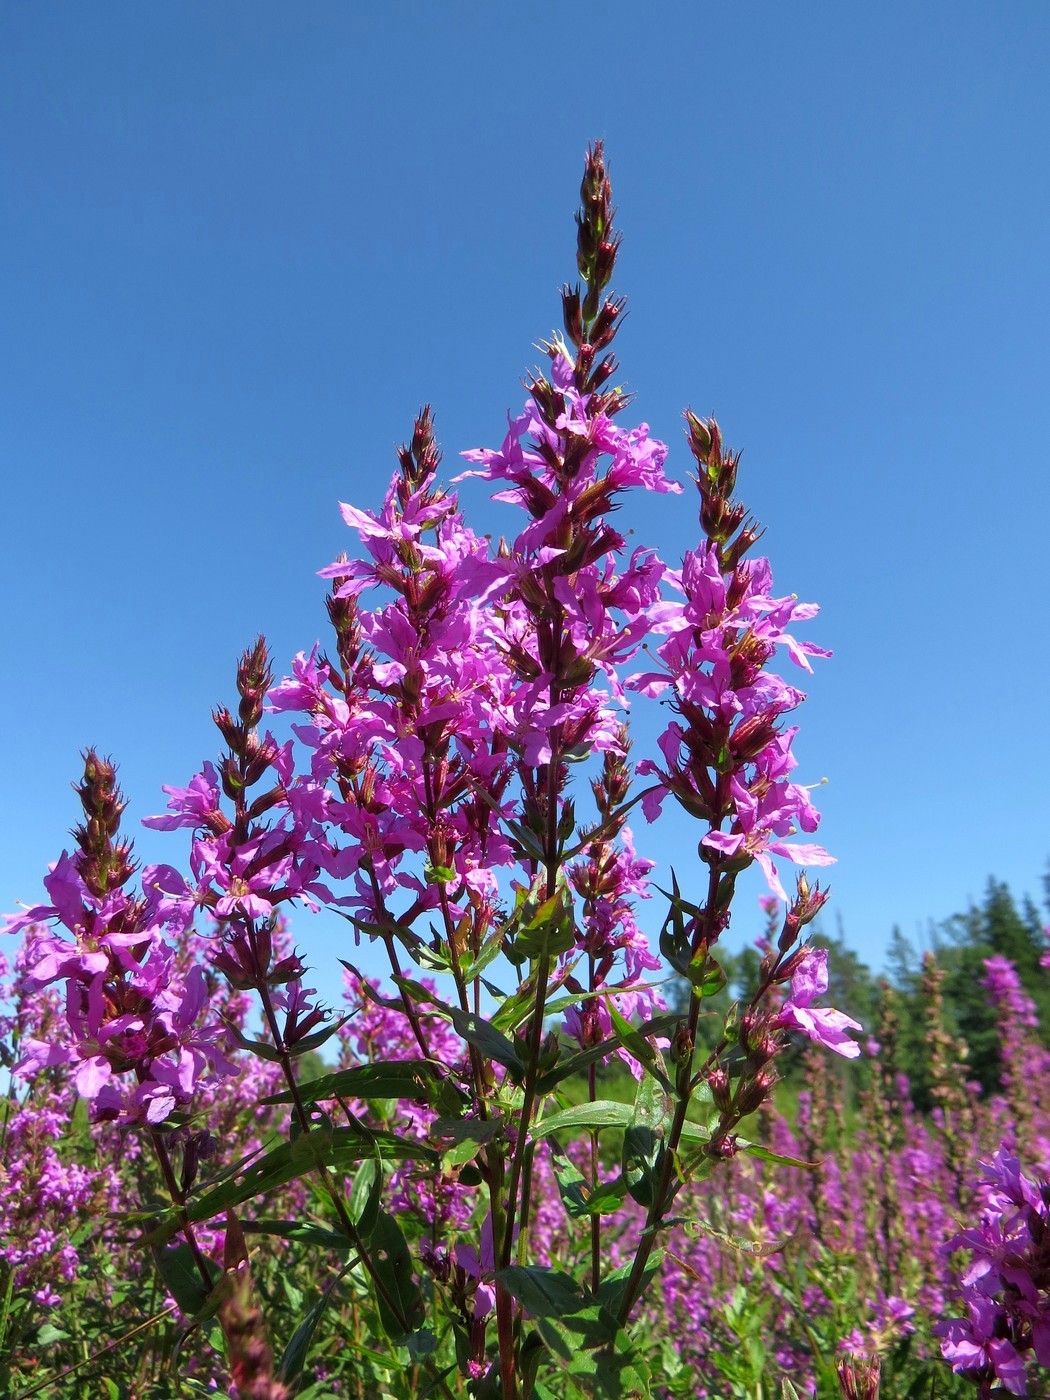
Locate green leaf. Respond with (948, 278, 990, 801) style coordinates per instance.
(654, 873, 705, 923)
(530, 1100, 633, 1139)
(536, 1013, 679, 1092)
(607, 1002, 674, 1092)
(279, 1296, 327, 1385)
(548, 1136, 590, 1219)
(489, 976, 541, 1034)
(151, 1241, 221, 1315)
(406, 1328, 437, 1361)
(586, 1180, 629, 1215)
(504, 818, 548, 864)
(737, 1139, 819, 1170)
(432, 1116, 504, 1172)
(383, 975, 528, 1081)
(532, 1303, 652, 1398)
(278, 1257, 357, 1385)
(35, 1322, 70, 1345)
(549, 1138, 627, 1220)
(222, 1020, 284, 1062)
(262, 1059, 439, 1106)
(586, 1322, 651, 1399)
(446, 1007, 526, 1080)
(682, 1218, 773, 1256)
(286, 1015, 352, 1057)
(370, 1211, 424, 1342)
(512, 879, 577, 963)
(520, 1331, 548, 1397)
(458, 919, 508, 982)
(686, 948, 727, 998)
(242, 1219, 352, 1250)
(622, 1073, 672, 1208)
(597, 1253, 664, 1320)
(390, 973, 449, 1011)
(496, 1265, 586, 1319)
(348, 1157, 382, 1244)
(541, 977, 659, 1022)
(142, 1127, 434, 1247)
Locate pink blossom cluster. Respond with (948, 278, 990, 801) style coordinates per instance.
(630, 420, 833, 906)
(0, 142, 861, 1397)
(145, 640, 338, 1059)
(0, 950, 125, 1310)
(938, 1149, 1050, 1395)
(5, 754, 232, 1126)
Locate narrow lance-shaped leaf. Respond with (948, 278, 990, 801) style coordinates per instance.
(530, 1100, 634, 1139)
(369, 1210, 425, 1342)
(262, 1059, 440, 1107)
(622, 1071, 672, 1208)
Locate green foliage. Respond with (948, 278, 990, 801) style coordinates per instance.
(8, 865, 1049, 1397)
(889, 876, 1050, 1106)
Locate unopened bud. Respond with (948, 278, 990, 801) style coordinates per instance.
(561, 285, 583, 346)
(669, 1024, 693, 1067)
(707, 1066, 732, 1112)
(685, 410, 713, 460)
(734, 1066, 778, 1116)
(836, 1355, 881, 1400)
(794, 873, 831, 930)
(705, 1132, 739, 1160)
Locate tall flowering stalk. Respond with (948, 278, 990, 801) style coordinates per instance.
(5, 143, 859, 1398)
(7, 752, 232, 1127)
(599, 381, 844, 1326)
(2, 752, 294, 1396)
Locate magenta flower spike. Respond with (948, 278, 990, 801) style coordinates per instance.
(4, 751, 232, 1126)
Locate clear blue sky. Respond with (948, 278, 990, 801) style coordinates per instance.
(3, 2, 1049, 1000)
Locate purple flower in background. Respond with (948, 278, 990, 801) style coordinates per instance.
(937, 1148, 1050, 1395)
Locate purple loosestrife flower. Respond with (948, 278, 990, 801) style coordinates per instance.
(4, 753, 232, 1125)
(148, 640, 338, 1054)
(772, 947, 862, 1059)
(457, 339, 677, 763)
(0, 944, 125, 1310)
(632, 490, 832, 903)
(938, 1148, 1050, 1396)
(274, 411, 517, 955)
(456, 155, 686, 1067)
(981, 955, 1050, 1161)
(623, 408, 833, 917)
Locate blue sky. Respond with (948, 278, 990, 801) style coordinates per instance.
(3, 2, 1049, 1000)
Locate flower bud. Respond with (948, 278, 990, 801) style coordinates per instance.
(669, 1023, 693, 1067)
(836, 1355, 881, 1400)
(561, 285, 583, 346)
(734, 1066, 778, 1117)
(707, 1065, 732, 1112)
(685, 410, 713, 462)
(705, 1132, 739, 1160)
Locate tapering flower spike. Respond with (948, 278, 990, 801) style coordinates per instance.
(5, 751, 232, 1124)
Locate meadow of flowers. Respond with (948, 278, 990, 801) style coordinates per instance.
(2, 144, 1048, 1400)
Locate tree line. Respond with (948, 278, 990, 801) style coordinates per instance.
(669, 869, 1050, 1111)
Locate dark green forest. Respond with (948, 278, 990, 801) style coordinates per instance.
(669, 869, 1050, 1110)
